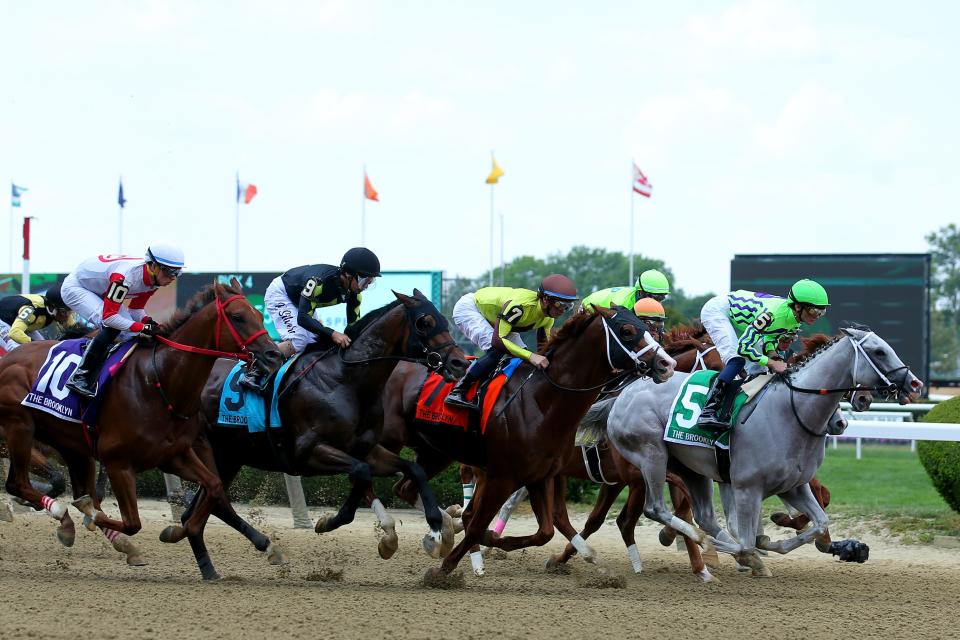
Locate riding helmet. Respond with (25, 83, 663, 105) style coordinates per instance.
(340, 247, 382, 278)
(43, 280, 69, 313)
(633, 297, 666, 318)
(145, 243, 185, 269)
(637, 269, 670, 295)
(538, 274, 578, 300)
(788, 279, 829, 307)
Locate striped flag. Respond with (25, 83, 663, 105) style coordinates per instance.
(11, 183, 27, 207)
(632, 163, 652, 198)
(236, 176, 258, 204)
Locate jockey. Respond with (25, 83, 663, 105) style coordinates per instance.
(242, 247, 380, 390)
(0, 281, 74, 352)
(445, 274, 579, 410)
(581, 290, 666, 342)
(63, 245, 184, 398)
(579, 268, 671, 312)
(697, 279, 829, 430)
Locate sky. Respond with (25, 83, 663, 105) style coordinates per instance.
(1, 1, 957, 296)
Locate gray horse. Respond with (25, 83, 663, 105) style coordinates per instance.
(607, 328, 923, 576)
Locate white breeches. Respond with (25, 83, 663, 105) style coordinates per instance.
(264, 276, 317, 353)
(451, 293, 524, 352)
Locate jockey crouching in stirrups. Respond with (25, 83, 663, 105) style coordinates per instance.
(0, 280, 75, 352)
(63, 245, 184, 398)
(239, 247, 380, 391)
(697, 279, 830, 432)
(445, 274, 579, 411)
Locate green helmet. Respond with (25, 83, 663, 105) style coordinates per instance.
(788, 279, 829, 307)
(637, 269, 670, 295)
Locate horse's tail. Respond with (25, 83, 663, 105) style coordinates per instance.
(580, 395, 618, 433)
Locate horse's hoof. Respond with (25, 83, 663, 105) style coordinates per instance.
(544, 556, 561, 571)
(378, 532, 399, 560)
(696, 568, 716, 584)
(658, 527, 677, 547)
(702, 547, 721, 570)
(439, 510, 455, 558)
(735, 561, 751, 573)
(751, 565, 773, 578)
(445, 504, 463, 519)
(264, 543, 287, 566)
(756, 534, 771, 549)
(158, 525, 181, 544)
(126, 554, 148, 567)
(314, 513, 336, 534)
(770, 512, 792, 527)
(470, 551, 485, 577)
(56, 512, 76, 547)
(422, 530, 442, 559)
(452, 518, 464, 535)
(71, 495, 95, 516)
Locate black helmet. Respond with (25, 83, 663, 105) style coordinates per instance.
(340, 247, 381, 277)
(44, 280, 68, 313)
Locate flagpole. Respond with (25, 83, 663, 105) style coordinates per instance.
(499, 212, 505, 286)
(629, 162, 635, 285)
(118, 174, 123, 253)
(234, 172, 240, 272)
(8, 181, 13, 275)
(361, 165, 366, 246)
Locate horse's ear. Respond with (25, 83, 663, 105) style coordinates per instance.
(230, 277, 243, 292)
(412, 288, 426, 300)
(212, 278, 224, 296)
(839, 327, 856, 337)
(393, 290, 414, 305)
(595, 306, 615, 319)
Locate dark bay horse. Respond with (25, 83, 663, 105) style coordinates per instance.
(161, 290, 470, 580)
(387, 306, 676, 579)
(0, 280, 281, 560)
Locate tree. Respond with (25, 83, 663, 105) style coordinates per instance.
(926, 224, 960, 376)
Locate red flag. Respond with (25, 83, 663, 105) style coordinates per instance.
(236, 178, 258, 204)
(632, 163, 652, 198)
(364, 172, 379, 201)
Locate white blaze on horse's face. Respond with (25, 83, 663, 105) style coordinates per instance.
(644, 331, 676, 381)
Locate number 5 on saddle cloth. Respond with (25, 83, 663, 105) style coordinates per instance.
(415, 357, 524, 435)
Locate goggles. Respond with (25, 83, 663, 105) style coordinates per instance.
(546, 297, 575, 313)
(158, 264, 182, 279)
(357, 275, 377, 291)
(805, 305, 827, 319)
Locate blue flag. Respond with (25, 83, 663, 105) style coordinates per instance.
(11, 183, 27, 207)
(118, 180, 127, 208)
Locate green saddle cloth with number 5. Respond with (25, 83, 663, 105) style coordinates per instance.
(665, 370, 748, 450)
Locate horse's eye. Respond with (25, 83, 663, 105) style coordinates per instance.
(415, 316, 434, 333)
(231, 313, 245, 323)
(873, 349, 884, 357)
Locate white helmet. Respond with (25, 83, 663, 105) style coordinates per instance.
(145, 243, 185, 269)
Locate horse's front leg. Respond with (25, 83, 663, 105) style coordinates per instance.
(304, 443, 371, 535)
(72, 463, 142, 537)
(4, 426, 74, 543)
(552, 482, 624, 568)
(761, 483, 835, 556)
(484, 478, 557, 553)
(726, 483, 770, 577)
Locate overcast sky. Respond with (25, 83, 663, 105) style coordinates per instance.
(1, 1, 956, 296)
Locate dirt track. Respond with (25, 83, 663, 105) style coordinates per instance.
(1, 499, 958, 640)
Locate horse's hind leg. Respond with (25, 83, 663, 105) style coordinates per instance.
(484, 478, 556, 553)
(304, 444, 372, 535)
(664, 473, 712, 581)
(73, 463, 143, 536)
(547, 475, 599, 568)
(3, 423, 74, 540)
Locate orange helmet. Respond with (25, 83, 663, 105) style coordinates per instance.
(633, 298, 666, 318)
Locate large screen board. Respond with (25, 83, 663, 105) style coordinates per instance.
(730, 254, 930, 387)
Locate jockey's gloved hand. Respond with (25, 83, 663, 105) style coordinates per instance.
(140, 315, 153, 325)
(139, 322, 157, 337)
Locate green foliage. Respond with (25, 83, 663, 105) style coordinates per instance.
(918, 397, 960, 513)
(926, 224, 960, 376)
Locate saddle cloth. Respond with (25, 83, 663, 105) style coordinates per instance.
(21, 338, 137, 426)
(664, 370, 750, 451)
(414, 358, 523, 434)
(216, 355, 299, 433)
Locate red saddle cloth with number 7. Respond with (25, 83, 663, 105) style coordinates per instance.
(414, 358, 523, 435)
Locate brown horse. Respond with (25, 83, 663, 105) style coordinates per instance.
(160, 290, 471, 580)
(0, 280, 281, 560)
(387, 306, 675, 579)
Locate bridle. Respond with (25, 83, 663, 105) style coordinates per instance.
(339, 300, 460, 376)
(540, 313, 665, 393)
(781, 331, 913, 437)
(690, 344, 718, 372)
(152, 292, 269, 419)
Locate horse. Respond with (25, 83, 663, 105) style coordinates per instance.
(0, 279, 282, 563)
(160, 289, 470, 581)
(386, 305, 676, 579)
(607, 327, 922, 576)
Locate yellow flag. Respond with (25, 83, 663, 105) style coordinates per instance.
(486, 156, 505, 184)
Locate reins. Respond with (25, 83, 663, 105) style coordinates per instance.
(151, 292, 267, 419)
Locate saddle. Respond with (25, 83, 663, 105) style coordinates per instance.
(415, 357, 522, 435)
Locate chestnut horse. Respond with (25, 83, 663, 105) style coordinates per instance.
(387, 306, 676, 579)
(0, 280, 281, 559)
(162, 290, 470, 580)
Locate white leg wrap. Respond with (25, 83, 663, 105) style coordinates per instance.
(626, 544, 643, 573)
(41, 496, 66, 521)
(470, 551, 485, 577)
(371, 498, 392, 526)
(571, 534, 595, 562)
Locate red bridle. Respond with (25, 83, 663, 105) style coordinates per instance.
(154, 293, 268, 362)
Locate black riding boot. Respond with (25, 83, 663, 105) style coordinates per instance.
(66, 328, 120, 399)
(697, 377, 734, 432)
(238, 364, 268, 392)
(445, 375, 479, 410)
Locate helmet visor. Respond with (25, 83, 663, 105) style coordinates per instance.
(546, 297, 575, 313)
(158, 264, 182, 279)
(357, 275, 377, 291)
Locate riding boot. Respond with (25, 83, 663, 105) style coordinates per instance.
(697, 377, 733, 432)
(445, 375, 479, 410)
(66, 328, 119, 398)
(237, 364, 268, 393)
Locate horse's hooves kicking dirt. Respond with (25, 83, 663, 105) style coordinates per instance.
(56, 513, 75, 547)
(305, 568, 343, 582)
(544, 556, 571, 575)
(578, 567, 626, 589)
(422, 568, 465, 589)
(314, 513, 336, 534)
(264, 543, 287, 566)
(158, 525, 182, 544)
(378, 533, 399, 560)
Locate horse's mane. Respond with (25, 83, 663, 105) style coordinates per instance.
(158, 282, 244, 337)
(663, 321, 707, 344)
(540, 310, 598, 354)
(664, 338, 705, 356)
(344, 300, 402, 340)
(786, 332, 846, 372)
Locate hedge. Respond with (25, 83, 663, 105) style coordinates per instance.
(918, 396, 960, 513)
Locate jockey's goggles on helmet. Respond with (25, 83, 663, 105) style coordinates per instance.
(357, 275, 377, 291)
(546, 297, 575, 313)
(805, 305, 827, 319)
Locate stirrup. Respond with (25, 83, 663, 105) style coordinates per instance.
(445, 392, 479, 410)
(66, 374, 98, 399)
(238, 372, 268, 392)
